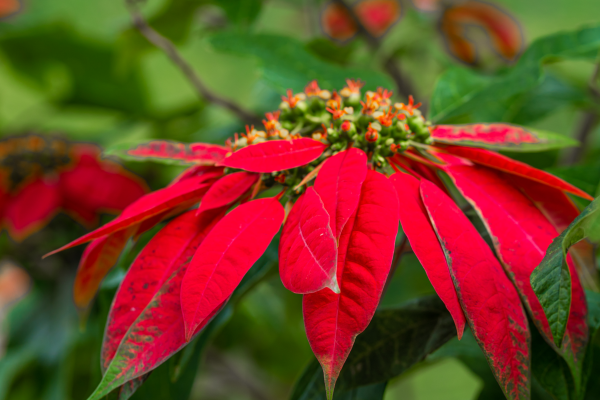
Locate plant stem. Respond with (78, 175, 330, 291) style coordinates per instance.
(562, 60, 600, 165)
(124, 0, 261, 126)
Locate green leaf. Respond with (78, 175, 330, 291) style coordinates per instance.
(546, 162, 600, 198)
(508, 75, 589, 125)
(216, 0, 262, 28)
(430, 24, 600, 124)
(0, 24, 148, 115)
(532, 197, 600, 348)
(208, 33, 394, 93)
(289, 295, 456, 400)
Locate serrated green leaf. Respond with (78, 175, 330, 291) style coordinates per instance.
(289, 296, 456, 400)
(532, 197, 600, 350)
(208, 33, 394, 93)
(430, 24, 600, 124)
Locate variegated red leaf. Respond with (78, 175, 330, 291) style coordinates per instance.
(196, 172, 259, 215)
(314, 148, 367, 240)
(279, 187, 339, 294)
(74, 227, 137, 310)
(303, 170, 399, 399)
(443, 164, 588, 384)
(420, 179, 530, 400)
(125, 140, 229, 165)
(431, 123, 578, 152)
(390, 172, 466, 338)
(101, 209, 225, 372)
(436, 145, 592, 200)
(507, 175, 590, 383)
(87, 261, 226, 400)
(220, 138, 327, 173)
(45, 174, 216, 257)
(181, 196, 285, 340)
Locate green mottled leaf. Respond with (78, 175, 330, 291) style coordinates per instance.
(430, 24, 600, 123)
(532, 197, 600, 348)
(208, 33, 394, 93)
(289, 296, 456, 400)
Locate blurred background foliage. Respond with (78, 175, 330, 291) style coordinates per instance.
(1, 0, 600, 399)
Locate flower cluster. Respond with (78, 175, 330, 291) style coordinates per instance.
(48, 81, 592, 400)
(0, 134, 148, 241)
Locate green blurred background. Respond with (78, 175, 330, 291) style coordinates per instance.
(1, 0, 600, 399)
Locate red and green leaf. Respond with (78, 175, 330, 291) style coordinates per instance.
(443, 164, 588, 385)
(420, 179, 530, 400)
(45, 174, 216, 257)
(314, 148, 367, 240)
(74, 227, 137, 310)
(108, 140, 229, 166)
(220, 138, 327, 173)
(87, 262, 226, 400)
(435, 145, 593, 200)
(180, 196, 285, 340)
(279, 187, 339, 294)
(303, 170, 399, 400)
(390, 172, 466, 338)
(431, 123, 578, 152)
(101, 209, 225, 372)
(196, 172, 259, 215)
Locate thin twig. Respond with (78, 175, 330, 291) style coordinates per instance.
(124, 0, 261, 126)
(562, 59, 600, 165)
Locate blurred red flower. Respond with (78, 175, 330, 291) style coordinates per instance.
(0, 135, 148, 241)
(0, 0, 20, 19)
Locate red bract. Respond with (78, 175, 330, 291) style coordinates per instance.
(50, 81, 593, 400)
(124, 140, 229, 165)
(421, 180, 530, 399)
(180, 196, 285, 340)
(0, 135, 147, 241)
(391, 172, 466, 338)
(220, 138, 327, 172)
(304, 170, 399, 398)
(279, 187, 339, 294)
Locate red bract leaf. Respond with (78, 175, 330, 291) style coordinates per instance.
(181, 196, 285, 340)
(220, 138, 327, 173)
(390, 172, 466, 338)
(196, 172, 259, 215)
(443, 164, 589, 368)
(101, 209, 225, 372)
(126, 140, 229, 165)
(431, 124, 538, 146)
(420, 179, 530, 400)
(44, 174, 216, 257)
(60, 154, 148, 226)
(87, 262, 226, 400)
(279, 187, 339, 294)
(507, 176, 590, 380)
(436, 146, 593, 200)
(314, 148, 367, 240)
(353, 0, 403, 38)
(170, 165, 224, 186)
(320, 2, 358, 42)
(74, 227, 137, 310)
(4, 178, 61, 241)
(303, 170, 399, 399)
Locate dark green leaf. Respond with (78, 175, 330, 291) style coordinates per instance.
(208, 33, 394, 93)
(289, 295, 456, 400)
(430, 24, 600, 123)
(216, 0, 262, 28)
(532, 197, 600, 348)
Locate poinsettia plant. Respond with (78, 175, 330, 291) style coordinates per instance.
(47, 80, 594, 400)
